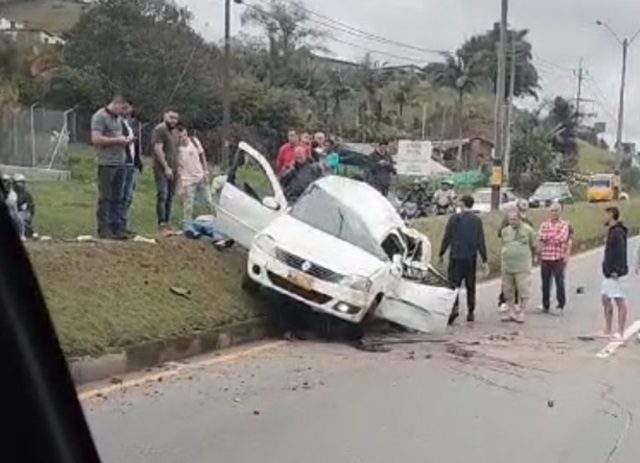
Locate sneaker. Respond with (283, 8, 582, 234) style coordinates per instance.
(498, 303, 509, 313)
(466, 312, 475, 323)
(610, 333, 624, 343)
(511, 313, 525, 324)
(500, 313, 513, 323)
(594, 330, 612, 339)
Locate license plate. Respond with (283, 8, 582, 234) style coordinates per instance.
(288, 272, 313, 291)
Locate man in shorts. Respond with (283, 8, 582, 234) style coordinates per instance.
(600, 206, 629, 341)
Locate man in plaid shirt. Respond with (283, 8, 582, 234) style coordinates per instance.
(538, 201, 573, 312)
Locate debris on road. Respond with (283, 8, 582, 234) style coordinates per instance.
(445, 343, 475, 360)
(405, 350, 416, 360)
(424, 353, 433, 359)
(577, 335, 596, 342)
(233, 397, 241, 403)
(109, 376, 123, 385)
(253, 410, 261, 416)
(576, 286, 585, 294)
(169, 286, 192, 299)
(547, 399, 555, 408)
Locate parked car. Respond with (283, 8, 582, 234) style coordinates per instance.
(213, 142, 457, 334)
(471, 187, 519, 213)
(528, 182, 573, 208)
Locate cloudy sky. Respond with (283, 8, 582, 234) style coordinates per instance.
(181, 0, 640, 145)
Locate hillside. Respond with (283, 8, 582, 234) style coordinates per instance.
(576, 140, 615, 174)
(0, 0, 86, 33)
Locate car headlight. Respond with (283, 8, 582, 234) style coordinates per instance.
(342, 274, 372, 292)
(254, 234, 276, 256)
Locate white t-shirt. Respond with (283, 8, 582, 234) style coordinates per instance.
(178, 139, 206, 187)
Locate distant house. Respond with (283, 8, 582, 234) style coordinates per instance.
(432, 137, 494, 172)
(311, 54, 361, 73)
(0, 16, 65, 47)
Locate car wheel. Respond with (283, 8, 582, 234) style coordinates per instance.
(241, 272, 260, 294)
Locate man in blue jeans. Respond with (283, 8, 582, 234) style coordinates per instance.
(151, 109, 180, 234)
(91, 95, 132, 240)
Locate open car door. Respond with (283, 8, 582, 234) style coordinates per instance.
(376, 268, 457, 334)
(215, 142, 288, 248)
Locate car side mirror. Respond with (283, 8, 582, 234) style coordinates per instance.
(262, 196, 280, 211)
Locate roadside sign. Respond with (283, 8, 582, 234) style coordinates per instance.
(395, 140, 435, 176)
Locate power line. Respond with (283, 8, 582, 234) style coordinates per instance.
(324, 36, 428, 64)
(247, 0, 449, 56)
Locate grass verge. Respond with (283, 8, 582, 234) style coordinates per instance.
(29, 239, 264, 357)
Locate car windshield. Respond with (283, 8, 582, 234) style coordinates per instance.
(289, 184, 384, 259)
(590, 179, 611, 188)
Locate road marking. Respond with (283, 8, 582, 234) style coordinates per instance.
(596, 320, 640, 359)
(78, 341, 286, 401)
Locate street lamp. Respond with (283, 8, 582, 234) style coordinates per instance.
(595, 20, 640, 155)
(222, 0, 244, 168)
(29, 102, 39, 167)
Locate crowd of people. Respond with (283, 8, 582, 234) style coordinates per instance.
(90, 94, 215, 240)
(438, 194, 637, 342)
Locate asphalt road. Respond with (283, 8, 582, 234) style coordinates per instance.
(82, 243, 640, 463)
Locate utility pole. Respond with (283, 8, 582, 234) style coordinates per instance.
(222, 0, 244, 169)
(574, 58, 584, 122)
(595, 20, 640, 156)
(222, 0, 232, 169)
(616, 39, 628, 154)
(503, 35, 516, 184)
(421, 103, 428, 140)
(492, 0, 508, 210)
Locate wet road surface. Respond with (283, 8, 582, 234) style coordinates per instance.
(82, 244, 640, 463)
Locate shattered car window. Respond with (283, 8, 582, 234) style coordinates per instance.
(232, 154, 275, 202)
(290, 184, 384, 259)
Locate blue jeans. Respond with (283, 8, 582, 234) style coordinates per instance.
(155, 171, 176, 225)
(121, 165, 137, 230)
(97, 165, 126, 237)
(16, 210, 33, 238)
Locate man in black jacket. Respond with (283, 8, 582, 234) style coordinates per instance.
(439, 195, 489, 324)
(366, 141, 396, 197)
(600, 206, 629, 341)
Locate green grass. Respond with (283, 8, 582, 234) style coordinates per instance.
(30, 241, 264, 357)
(577, 140, 615, 175)
(0, 0, 86, 33)
(32, 144, 166, 237)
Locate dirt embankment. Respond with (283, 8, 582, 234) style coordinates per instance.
(28, 239, 266, 358)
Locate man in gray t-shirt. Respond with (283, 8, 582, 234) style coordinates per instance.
(90, 94, 133, 239)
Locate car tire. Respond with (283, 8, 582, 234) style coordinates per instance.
(241, 272, 260, 294)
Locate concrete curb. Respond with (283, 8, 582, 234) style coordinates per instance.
(68, 317, 273, 385)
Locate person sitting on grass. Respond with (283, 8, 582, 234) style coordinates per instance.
(12, 174, 35, 238)
(2, 174, 20, 236)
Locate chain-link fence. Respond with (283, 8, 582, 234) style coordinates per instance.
(0, 106, 90, 170)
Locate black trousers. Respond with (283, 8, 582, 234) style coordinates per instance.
(448, 258, 477, 315)
(541, 260, 566, 310)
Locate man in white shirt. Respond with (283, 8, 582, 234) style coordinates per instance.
(177, 126, 214, 228)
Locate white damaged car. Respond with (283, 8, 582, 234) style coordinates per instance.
(214, 142, 457, 334)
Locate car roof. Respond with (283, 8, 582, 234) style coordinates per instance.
(314, 176, 404, 241)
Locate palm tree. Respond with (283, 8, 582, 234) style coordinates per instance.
(392, 76, 418, 118)
(355, 54, 389, 122)
(433, 52, 478, 159)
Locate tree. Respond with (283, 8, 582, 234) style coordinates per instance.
(241, 0, 325, 87)
(457, 24, 540, 99)
(392, 75, 419, 118)
(433, 52, 478, 156)
(355, 54, 389, 122)
(546, 96, 578, 170)
(64, 0, 221, 124)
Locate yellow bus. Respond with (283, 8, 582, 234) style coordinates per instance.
(587, 173, 617, 202)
